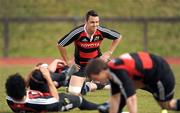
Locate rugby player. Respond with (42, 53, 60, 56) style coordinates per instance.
(5, 67, 101, 112)
(28, 59, 76, 92)
(57, 10, 122, 95)
(86, 52, 180, 113)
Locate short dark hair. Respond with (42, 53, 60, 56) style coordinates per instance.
(85, 10, 98, 21)
(85, 58, 108, 77)
(5, 73, 26, 100)
(31, 69, 46, 83)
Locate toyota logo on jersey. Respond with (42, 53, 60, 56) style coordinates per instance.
(77, 41, 101, 49)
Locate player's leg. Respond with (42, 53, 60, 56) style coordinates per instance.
(50, 72, 67, 87)
(52, 64, 77, 87)
(158, 99, 180, 111)
(156, 75, 180, 111)
(152, 59, 180, 111)
(81, 82, 97, 95)
(118, 94, 126, 113)
(81, 81, 110, 95)
(59, 93, 99, 111)
(68, 68, 86, 95)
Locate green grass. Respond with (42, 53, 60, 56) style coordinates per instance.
(0, 0, 180, 17)
(0, 0, 180, 57)
(0, 64, 180, 113)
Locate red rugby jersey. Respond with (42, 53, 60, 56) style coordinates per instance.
(7, 90, 60, 112)
(58, 24, 121, 67)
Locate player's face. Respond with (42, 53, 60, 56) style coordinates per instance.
(86, 16, 99, 33)
(91, 70, 108, 82)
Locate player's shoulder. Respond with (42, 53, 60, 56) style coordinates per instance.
(6, 95, 14, 101)
(97, 25, 119, 33)
(108, 58, 123, 67)
(97, 25, 110, 32)
(69, 24, 84, 33)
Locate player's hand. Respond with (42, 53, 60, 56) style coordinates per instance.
(40, 67, 51, 80)
(98, 102, 109, 113)
(57, 60, 66, 68)
(75, 64, 80, 70)
(67, 60, 80, 70)
(101, 51, 112, 62)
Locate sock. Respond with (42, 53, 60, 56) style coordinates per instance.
(176, 99, 180, 111)
(95, 82, 105, 90)
(79, 97, 99, 110)
(81, 83, 90, 95)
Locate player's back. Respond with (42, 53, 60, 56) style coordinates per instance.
(109, 52, 165, 83)
(6, 90, 60, 112)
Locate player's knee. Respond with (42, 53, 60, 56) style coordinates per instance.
(68, 85, 82, 95)
(159, 101, 174, 110)
(168, 99, 180, 111)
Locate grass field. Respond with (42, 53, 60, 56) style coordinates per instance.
(0, 64, 180, 113)
(0, 0, 180, 57)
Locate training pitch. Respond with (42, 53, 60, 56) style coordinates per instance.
(0, 64, 179, 113)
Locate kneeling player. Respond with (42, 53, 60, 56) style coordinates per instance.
(5, 66, 100, 112)
(86, 52, 180, 113)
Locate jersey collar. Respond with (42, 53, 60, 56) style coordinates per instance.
(84, 24, 97, 42)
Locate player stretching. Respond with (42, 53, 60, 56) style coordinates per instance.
(5, 66, 101, 112)
(57, 10, 121, 95)
(86, 52, 180, 113)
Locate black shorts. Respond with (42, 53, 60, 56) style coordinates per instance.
(59, 93, 82, 111)
(143, 58, 175, 102)
(73, 67, 86, 77)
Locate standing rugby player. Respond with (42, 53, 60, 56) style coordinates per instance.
(57, 10, 122, 95)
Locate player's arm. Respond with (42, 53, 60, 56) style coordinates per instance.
(100, 27, 122, 61)
(40, 67, 59, 100)
(109, 36, 121, 53)
(102, 37, 121, 60)
(57, 45, 70, 66)
(24, 71, 32, 87)
(117, 70, 137, 113)
(48, 59, 66, 72)
(25, 66, 40, 87)
(110, 69, 137, 113)
(109, 93, 120, 113)
(57, 28, 80, 66)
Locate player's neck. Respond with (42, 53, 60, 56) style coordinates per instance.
(14, 96, 26, 102)
(85, 25, 94, 37)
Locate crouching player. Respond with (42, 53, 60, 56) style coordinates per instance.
(86, 52, 180, 113)
(5, 66, 100, 112)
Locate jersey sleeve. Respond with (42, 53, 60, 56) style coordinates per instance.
(110, 70, 136, 99)
(57, 26, 84, 47)
(110, 79, 121, 95)
(98, 26, 121, 40)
